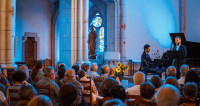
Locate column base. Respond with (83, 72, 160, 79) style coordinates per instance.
(76, 60, 84, 67)
(83, 59, 91, 65)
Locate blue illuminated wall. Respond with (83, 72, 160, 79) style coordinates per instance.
(186, 0, 200, 42)
(126, 0, 179, 61)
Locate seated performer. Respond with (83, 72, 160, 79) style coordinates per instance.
(140, 44, 154, 71)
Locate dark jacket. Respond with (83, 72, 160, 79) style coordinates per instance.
(140, 51, 154, 71)
(172, 44, 187, 66)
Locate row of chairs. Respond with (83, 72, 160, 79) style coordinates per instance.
(8, 84, 51, 106)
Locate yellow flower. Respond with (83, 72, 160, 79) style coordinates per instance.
(126, 66, 129, 71)
(122, 65, 125, 68)
(116, 68, 121, 72)
(117, 63, 122, 68)
(123, 69, 126, 73)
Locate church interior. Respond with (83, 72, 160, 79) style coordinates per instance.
(0, 0, 200, 106)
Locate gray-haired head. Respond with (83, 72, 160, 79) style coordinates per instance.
(180, 64, 189, 77)
(156, 84, 180, 106)
(166, 66, 176, 77)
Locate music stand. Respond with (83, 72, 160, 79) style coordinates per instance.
(167, 50, 183, 68)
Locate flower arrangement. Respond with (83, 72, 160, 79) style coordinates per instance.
(115, 63, 129, 81)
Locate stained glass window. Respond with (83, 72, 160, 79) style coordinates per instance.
(99, 27, 104, 52)
(92, 16, 102, 27)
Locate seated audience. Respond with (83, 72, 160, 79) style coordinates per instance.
(78, 69, 98, 102)
(0, 68, 10, 88)
(28, 95, 53, 106)
(81, 63, 90, 74)
(17, 65, 33, 85)
(103, 99, 125, 106)
(185, 69, 199, 86)
(7, 71, 27, 105)
(57, 67, 66, 81)
(72, 64, 80, 75)
(0, 90, 8, 106)
(60, 68, 83, 105)
(31, 61, 44, 82)
(156, 84, 180, 106)
(17, 85, 37, 106)
(150, 75, 161, 91)
(140, 82, 155, 101)
(166, 66, 176, 77)
(126, 71, 145, 95)
(88, 63, 99, 78)
(99, 77, 119, 97)
(95, 65, 109, 82)
(37, 66, 60, 106)
(178, 64, 189, 85)
(111, 85, 126, 102)
(108, 67, 121, 85)
(0, 83, 6, 96)
(164, 76, 180, 89)
(59, 83, 78, 106)
(181, 82, 198, 106)
(57, 63, 66, 70)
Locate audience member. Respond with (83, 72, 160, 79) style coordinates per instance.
(111, 85, 126, 102)
(28, 95, 53, 106)
(60, 68, 83, 105)
(72, 64, 80, 75)
(0, 90, 8, 106)
(140, 82, 155, 101)
(178, 64, 189, 85)
(150, 75, 161, 91)
(59, 83, 78, 106)
(81, 63, 90, 74)
(180, 82, 198, 106)
(166, 66, 176, 77)
(31, 61, 44, 82)
(164, 76, 180, 89)
(57, 67, 66, 81)
(17, 85, 37, 106)
(185, 69, 199, 86)
(156, 84, 180, 106)
(57, 63, 66, 70)
(183, 82, 197, 99)
(0, 68, 10, 87)
(100, 77, 119, 97)
(78, 69, 98, 102)
(126, 71, 145, 95)
(37, 66, 60, 106)
(17, 65, 33, 85)
(88, 62, 99, 78)
(108, 67, 121, 85)
(7, 71, 27, 105)
(103, 99, 125, 106)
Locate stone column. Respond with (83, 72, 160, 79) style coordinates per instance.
(82, 0, 90, 64)
(1, 0, 17, 69)
(76, 0, 83, 64)
(119, 0, 126, 61)
(114, 0, 119, 52)
(0, 0, 6, 65)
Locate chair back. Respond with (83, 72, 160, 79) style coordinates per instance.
(126, 93, 156, 106)
(33, 84, 52, 99)
(79, 79, 93, 106)
(179, 97, 200, 106)
(93, 77, 106, 90)
(8, 89, 19, 106)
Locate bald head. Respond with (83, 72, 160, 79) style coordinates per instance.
(156, 84, 180, 106)
(133, 72, 145, 85)
(166, 66, 176, 77)
(65, 68, 75, 79)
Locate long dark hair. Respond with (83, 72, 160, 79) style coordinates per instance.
(31, 61, 44, 80)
